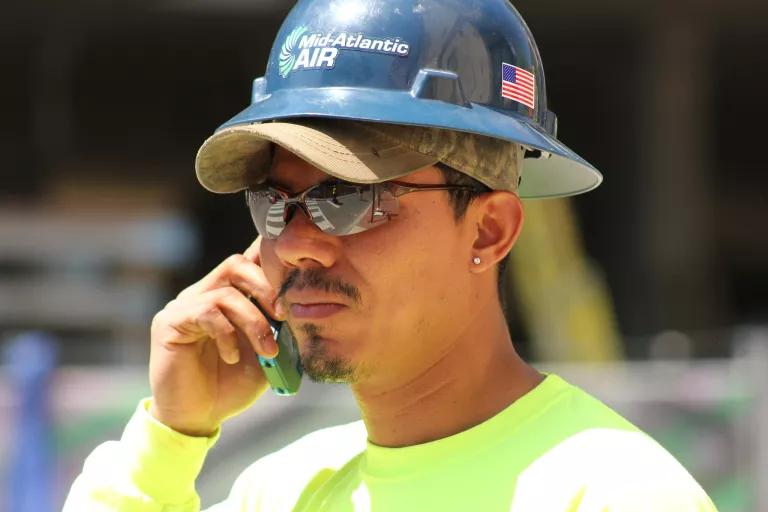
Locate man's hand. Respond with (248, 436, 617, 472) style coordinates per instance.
(148, 238, 283, 437)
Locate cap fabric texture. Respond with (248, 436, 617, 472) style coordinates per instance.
(195, 118, 522, 194)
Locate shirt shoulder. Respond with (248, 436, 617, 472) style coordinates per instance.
(511, 427, 717, 511)
(507, 378, 716, 510)
(219, 420, 367, 511)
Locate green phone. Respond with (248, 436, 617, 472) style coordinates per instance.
(251, 299, 303, 396)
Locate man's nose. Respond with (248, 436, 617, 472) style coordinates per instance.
(273, 206, 342, 270)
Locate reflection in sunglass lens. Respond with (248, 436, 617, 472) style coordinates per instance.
(306, 182, 362, 201)
(247, 183, 379, 239)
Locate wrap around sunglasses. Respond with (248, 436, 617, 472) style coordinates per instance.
(246, 179, 479, 239)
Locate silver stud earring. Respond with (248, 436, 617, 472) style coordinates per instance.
(473, 257, 481, 265)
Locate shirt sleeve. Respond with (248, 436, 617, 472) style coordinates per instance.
(510, 428, 720, 512)
(597, 469, 719, 512)
(62, 398, 220, 512)
(585, 436, 720, 512)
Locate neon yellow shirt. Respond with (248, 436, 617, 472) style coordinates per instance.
(64, 375, 717, 511)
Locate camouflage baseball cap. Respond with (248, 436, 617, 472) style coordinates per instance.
(195, 118, 522, 193)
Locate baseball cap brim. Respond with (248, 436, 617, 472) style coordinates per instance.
(195, 119, 440, 193)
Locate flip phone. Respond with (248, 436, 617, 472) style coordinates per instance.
(251, 299, 303, 396)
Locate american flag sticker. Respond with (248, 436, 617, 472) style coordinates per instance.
(501, 63, 536, 110)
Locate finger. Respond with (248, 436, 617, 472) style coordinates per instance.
(225, 261, 280, 318)
(163, 288, 278, 359)
(177, 254, 277, 311)
(162, 288, 273, 354)
(197, 307, 241, 365)
(243, 237, 262, 263)
(211, 288, 279, 358)
(241, 239, 284, 320)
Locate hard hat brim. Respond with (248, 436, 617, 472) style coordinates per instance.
(196, 119, 440, 194)
(198, 86, 603, 199)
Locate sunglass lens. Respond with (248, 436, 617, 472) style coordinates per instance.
(247, 184, 383, 238)
(305, 185, 376, 236)
(247, 191, 287, 239)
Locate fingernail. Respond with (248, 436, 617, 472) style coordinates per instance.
(227, 349, 241, 365)
(274, 301, 287, 321)
(263, 335, 279, 359)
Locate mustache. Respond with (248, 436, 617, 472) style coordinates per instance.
(277, 268, 361, 305)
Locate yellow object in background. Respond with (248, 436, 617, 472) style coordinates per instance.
(508, 199, 623, 362)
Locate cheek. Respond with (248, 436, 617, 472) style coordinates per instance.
(258, 240, 284, 291)
(349, 195, 468, 325)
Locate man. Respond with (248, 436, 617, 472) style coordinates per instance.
(65, 0, 718, 510)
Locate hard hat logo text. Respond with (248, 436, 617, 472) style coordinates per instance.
(279, 25, 410, 78)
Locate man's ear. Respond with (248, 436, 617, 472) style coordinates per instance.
(469, 191, 524, 272)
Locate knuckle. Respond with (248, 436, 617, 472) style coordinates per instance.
(225, 253, 248, 270)
(220, 322, 237, 338)
(154, 331, 180, 348)
(198, 304, 222, 322)
(230, 275, 254, 294)
(246, 317, 269, 340)
(216, 286, 242, 302)
(175, 282, 199, 300)
(151, 309, 167, 330)
(244, 326, 262, 343)
(227, 285, 243, 297)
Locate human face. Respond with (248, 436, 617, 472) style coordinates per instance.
(258, 148, 480, 387)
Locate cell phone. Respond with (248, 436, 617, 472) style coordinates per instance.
(251, 299, 303, 396)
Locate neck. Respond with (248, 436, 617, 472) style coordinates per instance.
(351, 301, 543, 448)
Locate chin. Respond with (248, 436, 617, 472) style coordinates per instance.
(302, 351, 357, 383)
(294, 322, 366, 383)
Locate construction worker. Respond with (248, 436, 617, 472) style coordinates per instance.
(64, 0, 717, 510)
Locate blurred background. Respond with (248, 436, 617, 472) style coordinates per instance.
(0, 0, 766, 510)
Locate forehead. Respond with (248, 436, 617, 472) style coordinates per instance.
(269, 145, 443, 192)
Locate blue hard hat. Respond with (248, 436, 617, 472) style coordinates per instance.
(196, 0, 603, 199)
